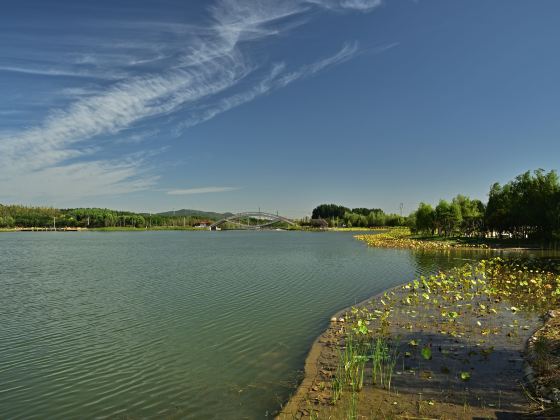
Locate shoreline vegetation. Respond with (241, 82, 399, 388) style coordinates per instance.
(0, 205, 234, 230)
(356, 228, 491, 251)
(356, 227, 560, 251)
(312, 169, 560, 243)
(278, 257, 560, 419)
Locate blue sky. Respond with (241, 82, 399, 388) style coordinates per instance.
(1, 0, 559, 217)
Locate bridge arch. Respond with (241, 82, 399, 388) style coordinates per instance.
(209, 211, 296, 230)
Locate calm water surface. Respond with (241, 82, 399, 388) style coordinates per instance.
(0, 231, 491, 418)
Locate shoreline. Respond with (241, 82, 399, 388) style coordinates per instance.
(277, 256, 560, 419)
(277, 284, 405, 418)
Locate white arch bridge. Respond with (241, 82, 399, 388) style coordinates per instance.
(209, 211, 296, 230)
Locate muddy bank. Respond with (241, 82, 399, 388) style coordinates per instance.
(278, 259, 560, 419)
(526, 309, 560, 407)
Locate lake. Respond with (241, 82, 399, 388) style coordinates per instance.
(0, 231, 492, 419)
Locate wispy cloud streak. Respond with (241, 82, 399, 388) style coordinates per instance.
(0, 0, 386, 203)
(167, 187, 239, 195)
(305, 0, 382, 11)
(178, 42, 360, 130)
(0, 65, 125, 80)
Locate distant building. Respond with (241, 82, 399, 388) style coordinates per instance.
(195, 220, 213, 228)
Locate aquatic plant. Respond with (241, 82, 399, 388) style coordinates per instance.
(355, 227, 490, 250)
(323, 256, 560, 417)
(370, 337, 398, 391)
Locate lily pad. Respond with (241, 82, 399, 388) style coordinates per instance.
(460, 371, 471, 381)
(421, 346, 432, 360)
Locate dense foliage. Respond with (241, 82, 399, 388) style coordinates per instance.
(485, 169, 560, 239)
(411, 169, 560, 240)
(311, 204, 406, 228)
(0, 205, 218, 228)
(311, 204, 350, 220)
(310, 169, 559, 240)
(0, 205, 60, 228)
(413, 196, 485, 237)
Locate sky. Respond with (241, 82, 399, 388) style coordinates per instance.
(1, 0, 559, 217)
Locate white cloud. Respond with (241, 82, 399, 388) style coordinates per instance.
(167, 187, 239, 195)
(306, 0, 382, 12)
(0, 0, 385, 204)
(339, 0, 383, 11)
(178, 42, 360, 130)
(0, 64, 125, 80)
(0, 156, 158, 202)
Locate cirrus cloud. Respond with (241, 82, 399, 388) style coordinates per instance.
(0, 0, 389, 205)
(167, 187, 239, 195)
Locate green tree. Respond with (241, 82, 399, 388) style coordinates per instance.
(414, 203, 435, 235)
(452, 195, 484, 237)
(485, 169, 559, 239)
(435, 200, 461, 236)
(312, 204, 350, 220)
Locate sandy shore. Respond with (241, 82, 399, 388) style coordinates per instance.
(276, 289, 390, 418)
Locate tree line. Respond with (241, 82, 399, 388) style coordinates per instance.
(411, 169, 560, 240)
(0, 205, 216, 228)
(310, 204, 406, 228)
(311, 169, 560, 240)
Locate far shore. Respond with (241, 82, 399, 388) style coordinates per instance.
(0, 226, 206, 232)
(0, 226, 375, 233)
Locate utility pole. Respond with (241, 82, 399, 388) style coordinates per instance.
(400, 203, 404, 217)
(53, 216, 56, 231)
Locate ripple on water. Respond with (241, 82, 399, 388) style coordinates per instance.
(0, 231, 471, 419)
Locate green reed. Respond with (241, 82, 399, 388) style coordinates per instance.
(370, 337, 398, 391)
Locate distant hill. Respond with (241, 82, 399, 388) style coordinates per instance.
(156, 209, 233, 220)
